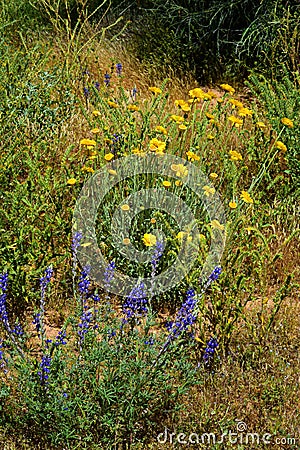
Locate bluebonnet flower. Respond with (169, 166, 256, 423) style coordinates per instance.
(203, 337, 218, 364)
(104, 72, 111, 87)
(78, 266, 91, 298)
(0, 273, 10, 330)
(94, 81, 100, 90)
(116, 63, 122, 76)
(166, 288, 197, 341)
(55, 329, 67, 346)
(145, 337, 154, 345)
(122, 282, 148, 321)
(38, 354, 51, 385)
(32, 312, 41, 332)
(131, 86, 138, 101)
(0, 340, 4, 369)
(151, 241, 164, 274)
(104, 261, 115, 286)
(40, 266, 53, 307)
(83, 87, 89, 98)
(78, 308, 93, 343)
(12, 322, 23, 336)
(108, 329, 116, 339)
(208, 266, 222, 282)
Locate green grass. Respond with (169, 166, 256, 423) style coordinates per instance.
(0, 3, 299, 449)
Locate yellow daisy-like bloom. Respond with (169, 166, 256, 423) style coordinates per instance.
(205, 112, 215, 119)
(104, 153, 114, 161)
(175, 180, 182, 186)
(170, 114, 185, 123)
(127, 104, 139, 111)
(81, 166, 94, 173)
(207, 134, 215, 140)
(229, 150, 243, 161)
(281, 117, 293, 128)
(142, 233, 157, 247)
(67, 178, 77, 185)
(275, 141, 287, 152)
(80, 138, 97, 147)
(210, 219, 225, 230)
(228, 116, 243, 127)
(238, 107, 253, 117)
(150, 218, 156, 224)
(229, 201, 237, 209)
(149, 138, 166, 153)
(256, 121, 266, 128)
(171, 163, 188, 178)
(123, 238, 130, 245)
(229, 98, 243, 108)
(91, 128, 100, 134)
(107, 100, 119, 108)
(149, 86, 162, 95)
(92, 110, 101, 116)
(220, 83, 235, 95)
(188, 88, 205, 98)
(121, 204, 130, 211)
(155, 125, 168, 135)
(186, 150, 200, 162)
(108, 169, 117, 175)
(209, 173, 218, 179)
(175, 99, 191, 111)
(202, 93, 212, 101)
(240, 190, 254, 204)
(178, 124, 187, 131)
(162, 180, 171, 187)
(202, 185, 216, 197)
(176, 231, 192, 242)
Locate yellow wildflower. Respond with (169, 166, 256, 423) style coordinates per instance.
(175, 180, 182, 186)
(202, 185, 216, 197)
(81, 166, 94, 173)
(150, 218, 156, 224)
(67, 178, 77, 185)
(205, 112, 215, 119)
(178, 124, 187, 131)
(104, 153, 114, 161)
(186, 150, 200, 162)
(170, 114, 185, 123)
(188, 88, 205, 98)
(92, 110, 101, 116)
(107, 100, 119, 108)
(281, 117, 293, 128)
(155, 125, 168, 135)
(149, 86, 162, 95)
(229, 150, 243, 161)
(256, 121, 266, 128)
(238, 107, 253, 117)
(149, 138, 166, 153)
(127, 104, 139, 111)
(80, 139, 97, 147)
(142, 233, 157, 247)
(175, 99, 191, 111)
(162, 180, 171, 187)
(123, 238, 130, 245)
(220, 83, 235, 95)
(121, 204, 130, 211)
(91, 128, 100, 134)
(228, 116, 243, 127)
(229, 98, 243, 108)
(207, 134, 215, 140)
(229, 201, 237, 209)
(108, 169, 117, 175)
(275, 141, 287, 152)
(176, 232, 192, 242)
(171, 163, 188, 178)
(240, 190, 254, 204)
(209, 173, 218, 179)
